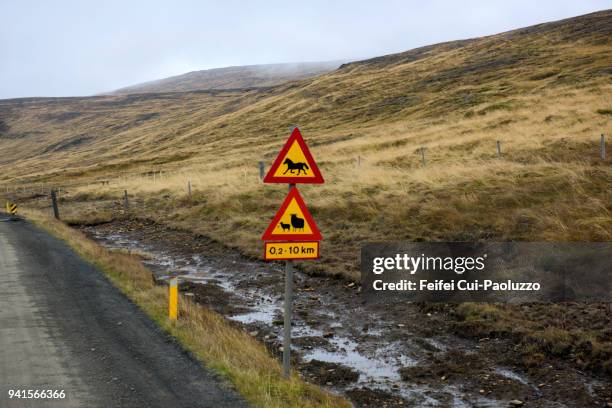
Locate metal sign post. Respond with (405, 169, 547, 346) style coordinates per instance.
(282, 260, 293, 377)
(282, 182, 296, 378)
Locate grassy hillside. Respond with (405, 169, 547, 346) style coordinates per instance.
(111, 61, 343, 94)
(0, 10, 611, 279)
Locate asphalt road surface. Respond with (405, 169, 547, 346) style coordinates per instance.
(0, 216, 248, 408)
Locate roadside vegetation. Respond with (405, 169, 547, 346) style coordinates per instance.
(24, 209, 351, 408)
(452, 302, 612, 375)
(24, 87, 612, 280)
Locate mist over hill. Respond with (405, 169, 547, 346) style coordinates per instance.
(111, 61, 345, 94)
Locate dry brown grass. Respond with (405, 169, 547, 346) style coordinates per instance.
(42, 88, 610, 279)
(454, 302, 612, 375)
(0, 11, 611, 280)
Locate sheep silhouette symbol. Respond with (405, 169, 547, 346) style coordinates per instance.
(290, 214, 305, 231)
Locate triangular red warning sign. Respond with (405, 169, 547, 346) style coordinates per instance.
(261, 187, 322, 241)
(263, 127, 324, 184)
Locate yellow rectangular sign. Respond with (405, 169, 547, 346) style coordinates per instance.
(264, 241, 319, 261)
(6, 202, 17, 215)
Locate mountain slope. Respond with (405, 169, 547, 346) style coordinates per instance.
(0, 10, 610, 278)
(111, 61, 344, 94)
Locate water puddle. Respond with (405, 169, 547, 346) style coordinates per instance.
(304, 337, 416, 383)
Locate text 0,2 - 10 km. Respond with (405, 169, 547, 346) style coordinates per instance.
(265, 242, 319, 260)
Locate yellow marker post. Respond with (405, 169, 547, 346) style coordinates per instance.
(168, 277, 178, 320)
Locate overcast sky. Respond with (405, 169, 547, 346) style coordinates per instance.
(0, 1, 608, 99)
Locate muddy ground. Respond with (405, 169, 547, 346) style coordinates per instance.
(79, 218, 611, 408)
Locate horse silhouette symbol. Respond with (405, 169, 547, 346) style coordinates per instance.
(283, 158, 309, 175)
(290, 214, 305, 231)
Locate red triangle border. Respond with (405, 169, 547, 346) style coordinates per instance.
(263, 127, 324, 184)
(261, 187, 322, 241)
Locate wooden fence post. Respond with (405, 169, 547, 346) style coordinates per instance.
(259, 161, 265, 181)
(123, 190, 129, 213)
(51, 190, 60, 220)
(497, 140, 502, 156)
(420, 147, 426, 166)
(601, 134, 606, 160)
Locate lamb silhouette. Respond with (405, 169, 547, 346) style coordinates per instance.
(278, 221, 291, 232)
(283, 158, 309, 175)
(290, 214, 305, 231)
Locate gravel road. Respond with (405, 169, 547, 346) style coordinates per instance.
(0, 216, 248, 408)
